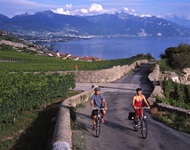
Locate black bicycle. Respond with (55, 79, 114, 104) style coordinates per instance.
(133, 107, 149, 139)
(93, 108, 104, 137)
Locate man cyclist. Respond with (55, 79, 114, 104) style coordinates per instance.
(132, 88, 150, 125)
(90, 87, 107, 130)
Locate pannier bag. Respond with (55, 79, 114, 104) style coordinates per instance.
(128, 112, 135, 120)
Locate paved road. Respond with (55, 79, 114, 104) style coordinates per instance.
(72, 63, 190, 150)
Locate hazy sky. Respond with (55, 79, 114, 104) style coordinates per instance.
(0, 0, 190, 19)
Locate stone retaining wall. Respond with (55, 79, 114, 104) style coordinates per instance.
(48, 60, 148, 83)
(52, 89, 94, 150)
(36, 60, 148, 83)
(156, 103, 190, 117)
(147, 64, 165, 105)
(75, 60, 148, 83)
(147, 64, 190, 116)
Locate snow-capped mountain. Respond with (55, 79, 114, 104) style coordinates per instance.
(0, 10, 190, 38)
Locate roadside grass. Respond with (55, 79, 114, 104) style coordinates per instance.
(150, 107, 190, 134)
(70, 104, 86, 131)
(71, 104, 88, 150)
(0, 91, 80, 150)
(72, 132, 88, 150)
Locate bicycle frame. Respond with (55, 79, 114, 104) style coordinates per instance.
(133, 107, 148, 139)
(93, 108, 104, 137)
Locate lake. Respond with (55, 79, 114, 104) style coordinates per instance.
(50, 37, 190, 60)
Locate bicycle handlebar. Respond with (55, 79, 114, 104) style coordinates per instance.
(92, 108, 105, 111)
(134, 107, 149, 110)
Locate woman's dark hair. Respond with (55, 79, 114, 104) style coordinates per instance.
(136, 88, 142, 93)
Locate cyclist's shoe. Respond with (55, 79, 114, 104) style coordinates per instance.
(101, 118, 105, 124)
(92, 124, 96, 130)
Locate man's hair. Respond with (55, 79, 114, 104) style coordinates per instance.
(94, 87, 101, 91)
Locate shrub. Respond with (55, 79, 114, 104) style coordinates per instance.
(163, 44, 190, 71)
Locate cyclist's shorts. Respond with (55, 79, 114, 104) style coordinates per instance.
(91, 109, 103, 119)
(135, 109, 143, 117)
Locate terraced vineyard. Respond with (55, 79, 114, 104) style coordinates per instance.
(0, 44, 149, 72)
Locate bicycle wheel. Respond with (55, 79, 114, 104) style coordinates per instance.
(133, 120, 138, 132)
(141, 119, 148, 139)
(96, 118, 101, 137)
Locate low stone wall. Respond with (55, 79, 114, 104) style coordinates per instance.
(156, 103, 190, 117)
(148, 64, 160, 81)
(52, 89, 94, 150)
(47, 59, 148, 83)
(75, 60, 148, 83)
(148, 64, 165, 104)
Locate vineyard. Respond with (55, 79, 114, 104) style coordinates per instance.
(0, 44, 149, 71)
(162, 80, 190, 109)
(0, 71, 75, 123)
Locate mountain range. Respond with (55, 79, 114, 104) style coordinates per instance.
(0, 10, 190, 38)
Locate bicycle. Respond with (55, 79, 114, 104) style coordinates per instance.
(133, 107, 149, 139)
(92, 108, 104, 138)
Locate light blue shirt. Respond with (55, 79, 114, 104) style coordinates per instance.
(91, 93, 104, 108)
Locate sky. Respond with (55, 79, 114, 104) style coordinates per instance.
(0, 0, 190, 19)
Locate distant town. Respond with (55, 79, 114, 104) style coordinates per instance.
(49, 50, 104, 61)
(0, 30, 104, 62)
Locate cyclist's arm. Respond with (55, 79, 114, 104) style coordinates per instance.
(132, 96, 136, 110)
(142, 95, 150, 108)
(103, 99, 107, 110)
(90, 99, 94, 109)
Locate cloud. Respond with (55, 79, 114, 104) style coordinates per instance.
(122, 7, 137, 15)
(52, 8, 71, 15)
(89, 3, 103, 12)
(53, 3, 152, 17)
(140, 14, 151, 17)
(52, 3, 109, 16)
(123, 7, 129, 12)
(74, 8, 89, 16)
(131, 9, 135, 13)
(66, 4, 72, 9)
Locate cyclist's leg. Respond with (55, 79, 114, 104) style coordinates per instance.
(101, 110, 106, 124)
(139, 109, 143, 119)
(93, 115, 97, 124)
(92, 110, 98, 129)
(134, 109, 139, 125)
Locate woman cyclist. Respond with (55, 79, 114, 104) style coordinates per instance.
(132, 88, 150, 125)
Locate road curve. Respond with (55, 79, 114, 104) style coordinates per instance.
(72, 63, 190, 150)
